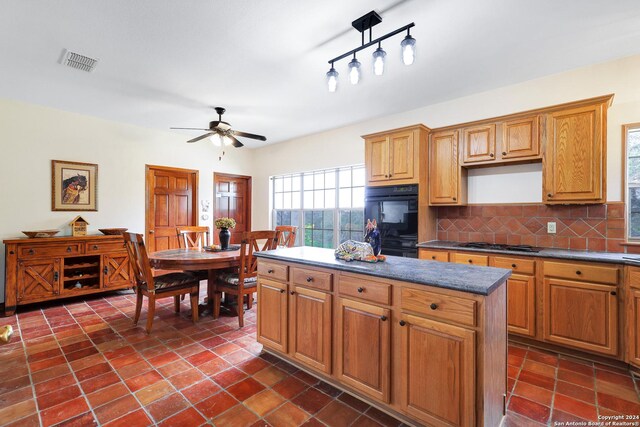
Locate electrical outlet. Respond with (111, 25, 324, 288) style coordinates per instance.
(547, 222, 557, 234)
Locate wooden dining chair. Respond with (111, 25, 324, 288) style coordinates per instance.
(213, 230, 278, 327)
(176, 226, 210, 249)
(275, 225, 298, 248)
(123, 232, 200, 333)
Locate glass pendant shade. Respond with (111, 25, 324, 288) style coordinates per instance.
(372, 46, 386, 76)
(348, 57, 361, 85)
(222, 135, 232, 146)
(326, 67, 339, 92)
(209, 134, 222, 147)
(401, 34, 416, 65)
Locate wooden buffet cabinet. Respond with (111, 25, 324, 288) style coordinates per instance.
(257, 251, 508, 427)
(418, 248, 640, 372)
(4, 235, 133, 316)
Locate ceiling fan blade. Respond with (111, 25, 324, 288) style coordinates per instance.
(187, 132, 213, 143)
(228, 135, 244, 148)
(231, 130, 267, 141)
(170, 127, 210, 131)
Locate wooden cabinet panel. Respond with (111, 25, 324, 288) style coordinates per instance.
(87, 241, 126, 253)
(365, 136, 390, 183)
(257, 262, 289, 282)
(399, 313, 475, 427)
(257, 278, 288, 353)
(628, 268, 640, 290)
(292, 267, 332, 292)
(339, 275, 391, 306)
(502, 116, 540, 159)
(452, 252, 489, 266)
(337, 297, 391, 403)
(290, 286, 332, 373)
(401, 288, 476, 327)
(418, 249, 449, 262)
(19, 243, 83, 258)
(543, 278, 618, 356)
(493, 256, 535, 275)
(429, 130, 461, 205)
(17, 258, 60, 302)
(544, 261, 618, 285)
(543, 103, 604, 203)
(507, 274, 536, 337)
(462, 124, 496, 164)
(629, 289, 640, 367)
(389, 131, 415, 181)
(102, 253, 131, 288)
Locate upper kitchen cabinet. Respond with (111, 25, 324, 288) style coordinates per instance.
(502, 115, 540, 160)
(461, 124, 496, 164)
(363, 125, 429, 186)
(543, 96, 612, 204)
(429, 130, 467, 205)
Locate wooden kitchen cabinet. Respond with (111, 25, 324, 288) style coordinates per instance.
(429, 130, 466, 205)
(492, 256, 536, 337)
(502, 115, 540, 160)
(399, 313, 476, 427)
(336, 297, 391, 403)
(4, 235, 133, 316)
(461, 124, 496, 164)
(629, 289, 640, 367)
(543, 99, 610, 204)
(542, 276, 618, 356)
(290, 285, 332, 373)
(363, 125, 429, 186)
(257, 278, 288, 353)
(418, 249, 449, 262)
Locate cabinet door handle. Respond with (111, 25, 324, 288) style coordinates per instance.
(389, 174, 393, 177)
(430, 303, 438, 310)
(66, 246, 72, 252)
(268, 269, 274, 274)
(468, 259, 473, 264)
(93, 245, 99, 250)
(279, 289, 285, 294)
(380, 315, 387, 321)
(452, 197, 457, 201)
(399, 320, 406, 326)
(511, 264, 517, 268)
(547, 193, 553, 198)
(28, 249, 35, 255)
(489, 153, 494, 157)
(575, 270, 582, 275)
(432, 256, 436, 260)
(53, 272, 59, 282)
(104, 266, 109, 275)
(502, 151, 507, 155)
(357, 287, 364, 293)
(610, 291, 617, 296)
(384, 174, 389, 178)
(306, 277, 313, 282)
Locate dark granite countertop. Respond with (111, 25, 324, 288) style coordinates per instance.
(256, 246, 510, 296)
(417, 240, 640, 265)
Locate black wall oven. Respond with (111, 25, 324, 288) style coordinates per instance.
(364, 184, 418, 258)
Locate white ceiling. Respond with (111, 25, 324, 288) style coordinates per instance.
(2, 0, 640, 147)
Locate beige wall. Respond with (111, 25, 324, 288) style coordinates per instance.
(252, 54, 640, 230)
(0, 98, 253, 303)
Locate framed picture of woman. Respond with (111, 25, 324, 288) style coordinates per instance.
(51, 160, 98, 211)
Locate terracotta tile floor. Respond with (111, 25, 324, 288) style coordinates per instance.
(0, 289, 638, 426)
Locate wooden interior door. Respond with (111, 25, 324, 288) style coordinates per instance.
(146, 165, 198, 253)
(214, 173, 251, 244)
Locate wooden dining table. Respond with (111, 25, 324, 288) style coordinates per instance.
(148, 247, 241, 314)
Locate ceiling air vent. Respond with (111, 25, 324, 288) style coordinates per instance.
(60, 49, 99, 72)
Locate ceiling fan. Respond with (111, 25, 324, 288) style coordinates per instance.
(170, 107, 266, 148)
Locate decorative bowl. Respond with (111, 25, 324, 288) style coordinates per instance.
(98, 228, 128, 235)
(22, 230, 60, 238)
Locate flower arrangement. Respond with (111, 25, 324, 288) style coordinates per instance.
(214, 217, 236, 229)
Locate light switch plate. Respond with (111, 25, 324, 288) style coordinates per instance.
(547, 222, 557, 234)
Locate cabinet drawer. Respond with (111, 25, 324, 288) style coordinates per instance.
(419, 250, 449, 262)
(401, 287, 477, 327)
(628, 267, 640, 290)
(339, 275, 391, 306)
(544, 261, 619, 285)
(493, 256, 535, 275)
(258, 261, 289, 282)
(86, 241, 126, 253)
(292, 267, 332, 291)
(452, 252, 489, 266)
(19, 243, 83, 258)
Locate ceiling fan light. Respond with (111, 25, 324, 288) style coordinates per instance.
(372, 46, 386, 76)
(210, 134, 222, 147)
(222, 135, 232, 146)
(401, 33, 416, 65)
(326, 66, 339, 92)
(348, 57, 361, 85)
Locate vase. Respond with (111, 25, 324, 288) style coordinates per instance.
(219, 228, 231, 250)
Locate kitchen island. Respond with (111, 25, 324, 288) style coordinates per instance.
(255, 246, 510, 427)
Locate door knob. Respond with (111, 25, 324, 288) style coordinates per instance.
(149, 230, 155, 234)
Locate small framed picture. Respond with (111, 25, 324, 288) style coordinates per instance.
(51, 160, 98, 211)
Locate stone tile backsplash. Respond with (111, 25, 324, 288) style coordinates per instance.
(435, 203, 630, 253)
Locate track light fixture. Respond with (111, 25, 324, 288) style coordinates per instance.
(325, 10, 415, 92)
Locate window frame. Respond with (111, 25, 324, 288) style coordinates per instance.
(624, 123, 640, 242)
(271, 165, 365, 248)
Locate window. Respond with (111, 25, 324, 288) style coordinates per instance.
(627, 125, 640, 240)
(272, 165, 365, 248)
